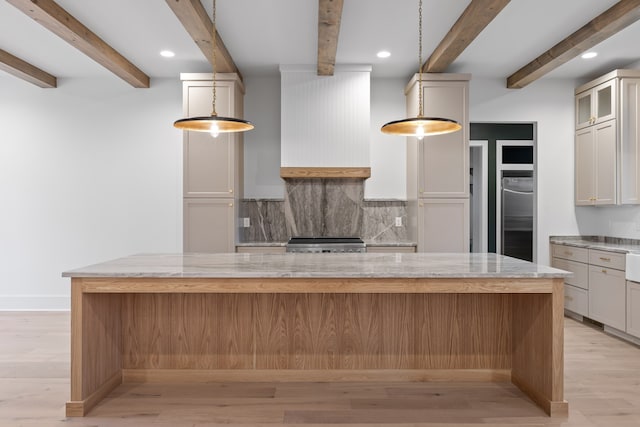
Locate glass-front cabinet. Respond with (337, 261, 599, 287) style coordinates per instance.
(575, 79, 616, 130)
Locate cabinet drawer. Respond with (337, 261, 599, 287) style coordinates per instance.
(551, 244, 589, 263)
(564, 284, 588, 317)
(589, 249, 625, 270)
(551, 257, 589, 290)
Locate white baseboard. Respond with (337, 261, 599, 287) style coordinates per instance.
(0, 295, 69, 311)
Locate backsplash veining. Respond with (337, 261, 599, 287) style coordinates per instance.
(240, 179, 409, 243)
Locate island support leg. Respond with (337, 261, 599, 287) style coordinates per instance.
(511, 279, 568, 416)
(66, 279, 123, 416)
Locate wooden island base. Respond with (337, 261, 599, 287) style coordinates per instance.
(66, 276, 567, 417)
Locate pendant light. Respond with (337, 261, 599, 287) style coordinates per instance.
(173, 0, 254, 137)
(381, 0, 460, 139)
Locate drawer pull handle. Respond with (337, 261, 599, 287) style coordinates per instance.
(599, 257, 611, 262)
(602, 269, 607, 274)
(564, 251, 573, 256)
(565, 296, 574, 302)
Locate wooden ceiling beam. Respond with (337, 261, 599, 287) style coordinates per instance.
(317, 0, 344, 76)
(6, 0, 149, 88)
(424, 0, 511, 73)
(507, 0, 640, 89)
(0, 48, 57, 88)
(165, 0, 241, 80)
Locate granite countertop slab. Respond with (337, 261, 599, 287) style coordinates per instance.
(550, 235, 640, 254)
(63, 252, 569, 279)
(236, 241, 417, 247)
(236, 242, 287, 247)
(365, 241, 417, 247)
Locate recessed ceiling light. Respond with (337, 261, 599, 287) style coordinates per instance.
(377, 51, 391, 59)
(160, 50, 175, 58)
(581, 52, 598, 59)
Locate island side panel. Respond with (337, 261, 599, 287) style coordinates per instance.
(511, 278, 567, 416)
(122, 293, 253, 371)
(67, 279, 122, 416)
(414, 294, 512, 371)
(254, 293, 415, 369)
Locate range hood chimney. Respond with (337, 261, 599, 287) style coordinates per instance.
(279, 65, 371, 179)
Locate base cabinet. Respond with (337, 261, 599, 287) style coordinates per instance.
(588, 265, 626, 331)
(418, 199, 469, 252)
(550, 248, 589, 317)
(627, 280, 640, 338)
(184, 199, 235, 253)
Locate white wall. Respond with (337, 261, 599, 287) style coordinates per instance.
(469, 77, 581, 264)
(0, 76, 183, 310)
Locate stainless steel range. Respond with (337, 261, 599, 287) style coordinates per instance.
(286, 237, 366, 253)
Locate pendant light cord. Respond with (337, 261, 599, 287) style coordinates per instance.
(211, 0, 217, 117)
(418, 0, 423, 118)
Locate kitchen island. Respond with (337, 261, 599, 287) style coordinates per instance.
(62, 252, 569, 417)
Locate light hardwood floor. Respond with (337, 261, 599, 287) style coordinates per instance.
(1, 312, 639, 426)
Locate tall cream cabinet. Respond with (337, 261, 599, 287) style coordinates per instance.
(181, 73, 245, 252)
(406, 73, 470, 252)
(574, 69, 640, 206)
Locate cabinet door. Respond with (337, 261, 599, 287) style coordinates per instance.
(417, 198, 469, 252)
(575, 90, 593, 130)
(620, 78, 640, 204)
(594, 120, 617, 205)
(183, 83, 236, 198)
(588, 265, 626, 330)
(575, 127, 595, 205)
(184, 198, 235, 253)
(627, 280, 640, 338)
(593, 79, 616, 125)
(419, 82, 468, 198)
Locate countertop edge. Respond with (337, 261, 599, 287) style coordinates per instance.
(549, 237, 640, 254)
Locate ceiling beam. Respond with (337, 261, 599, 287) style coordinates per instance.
(317, 0, 344, 76)
(424, 0, 511, 73)
(165, 0, 241, 80)
(6, 0, 149, 88)
(0, 48, 57, 88)
(507, 0, 640, 89)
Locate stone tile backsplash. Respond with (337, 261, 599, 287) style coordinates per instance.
(240, 179, 409, 243)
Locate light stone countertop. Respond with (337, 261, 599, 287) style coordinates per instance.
(63, 252, 569, 279)
(550, 235, 640, 254)
(235, 241, 417, 247)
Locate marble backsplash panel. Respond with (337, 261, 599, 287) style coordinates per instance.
(240, 179, 410, 243)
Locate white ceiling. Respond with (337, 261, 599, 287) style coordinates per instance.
(1, 0, 639, 85)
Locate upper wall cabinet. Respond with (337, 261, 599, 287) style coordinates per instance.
(575, 79, 616, 130)
(406, 74, 471, 199)
(574, 70, 640, 206)
(182, 73, 245, 198)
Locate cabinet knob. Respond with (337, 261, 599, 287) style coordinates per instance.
(601, 268, 607, 274)
(229, 189, 233, 193)
(565, 251, 573, 256)
(229, 203, 233, 207)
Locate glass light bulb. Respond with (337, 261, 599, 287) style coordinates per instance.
(416, 125, 425, 141)
(209, 122, 220, 138)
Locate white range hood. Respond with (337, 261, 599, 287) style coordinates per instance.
(279, 64, 371, 171)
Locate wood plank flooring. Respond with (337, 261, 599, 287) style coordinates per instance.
(1, 312, 640, 426)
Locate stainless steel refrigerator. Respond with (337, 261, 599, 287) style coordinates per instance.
(501, 175, 534, 261)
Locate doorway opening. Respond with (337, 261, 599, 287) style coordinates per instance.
(469, 123, 537, 262)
